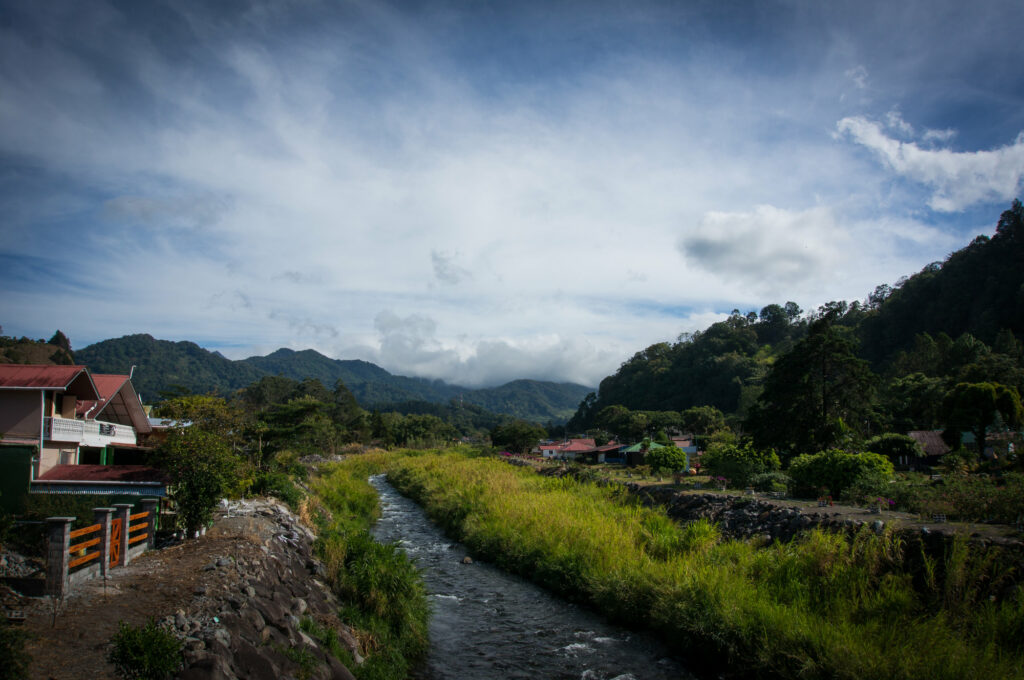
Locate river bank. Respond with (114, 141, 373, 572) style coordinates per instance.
(369, 473, 695, 679)
(385, 449, 1024, 680)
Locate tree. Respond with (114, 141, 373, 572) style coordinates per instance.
(864, 433, 924, 466)
(680, 405, 726, 436)
(491, 420, 547, 453)
(701, 441, 780, 487)
(155, 428, 238, 535)
(154, 395, 244, 443)
(942, 382, 1024, 454)
(994, 197, 1023, 244)
(647, 445, 687, 474)
(787, 449, 893, 499)
(747, 319, 877, 458)
(596, 405, 631, 436)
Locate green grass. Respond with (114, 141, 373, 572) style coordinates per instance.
(386, 449, 1024, 680)
(307, 450, 430, 680)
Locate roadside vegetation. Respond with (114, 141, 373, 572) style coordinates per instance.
(387, 448, 1024, 680)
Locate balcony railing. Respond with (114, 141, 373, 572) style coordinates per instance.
(44, 417, 137, 447)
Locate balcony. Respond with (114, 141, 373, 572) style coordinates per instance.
(44, 417, 137, 447)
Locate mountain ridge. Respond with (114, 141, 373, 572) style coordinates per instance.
(73, 334, 591, 422)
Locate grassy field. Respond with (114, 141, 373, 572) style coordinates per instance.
(386, 448, 1024, 680)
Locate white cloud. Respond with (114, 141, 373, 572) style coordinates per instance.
(676, 204, 958, 303)
(837, 116, 1024, 212)
(921, 127, 957, 144)
(845, 65, 868, 90)
(885, 109, 914, 137)
(679, 205, 838, 288)
(2, 2, 1019, 391)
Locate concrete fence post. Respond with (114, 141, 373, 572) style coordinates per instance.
(93, 508, 114, 577)
(140, 498, 159, 550)
(113, 504, 133, 567)
(45, 517, 74, 598)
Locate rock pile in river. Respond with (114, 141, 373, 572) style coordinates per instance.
(171, 498, 360, 680)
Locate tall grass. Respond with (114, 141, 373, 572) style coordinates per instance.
(307, 450, 429, 680)
(388, 450, 1024, 680)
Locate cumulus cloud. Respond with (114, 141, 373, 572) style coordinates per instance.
(837, 116, 1024, 212)
(3, 1, 1021, 390)
(370, 310, 622, 387)
(678, 205, 839, 287)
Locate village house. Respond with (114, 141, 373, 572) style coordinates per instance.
(0, 364, 165, 512)
(534, 438, 599, 461)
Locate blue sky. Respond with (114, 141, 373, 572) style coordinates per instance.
(2, 0, 1023, 388)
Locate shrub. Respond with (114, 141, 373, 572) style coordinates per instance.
(250, 471, 303, 508)
(678, 518, 720, 553)
(942, 446, 979, 474)
(0, 620, 30, 680)
(273, 450, 309, 480)
(887, 472, 1024, 523)
(701, 441, 780, 487)
(646, 445, 688, 475)
(787, 449, 894, 498)
(107, 618, 182, 680)
(749, 471, 792, 493)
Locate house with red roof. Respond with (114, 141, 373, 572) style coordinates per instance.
(535, 438, 604, 461)
(0, 364, 162, 511)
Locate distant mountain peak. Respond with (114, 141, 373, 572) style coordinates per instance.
(75, 336, 591, 423)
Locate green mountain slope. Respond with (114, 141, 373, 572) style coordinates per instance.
(76, 334, 264, 400)
(858, 200, 1024, 366)
(468, 379, 595, 422)
(568, 200, 1024, 432)
(75, 335, 592, 422)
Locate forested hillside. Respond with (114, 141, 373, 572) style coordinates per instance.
(71, 335, 591, 422)
(569, 302, 807, 430)
(75, 334, 265, 400)
(569, 200, 1024, 445)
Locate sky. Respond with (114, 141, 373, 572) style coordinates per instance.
(2, 0, 1024, 389)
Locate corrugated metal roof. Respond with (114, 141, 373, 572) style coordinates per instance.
(562, 438, 597, 451)
(75, 374, 128, 417)
(0, 364, 90, 389)
(36, 464, 169, 483)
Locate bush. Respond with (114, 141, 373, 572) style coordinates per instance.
(0, 620, 30, 680)
(887, 473, 1024, 523)
(646, 445, 687, 475)
(942, 446, 979, 474)
(107, 618, 182, 680)
(701, 441, 780, 487)
(250, 471, 303, 508)
(788, 449, 894, 498)
(749, 471, 792, 493)
(273, 450, 309, 480)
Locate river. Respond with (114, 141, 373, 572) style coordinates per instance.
(368, 475, 695, 680)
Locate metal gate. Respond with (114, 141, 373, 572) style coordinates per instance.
(109, 518, 122, 567)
